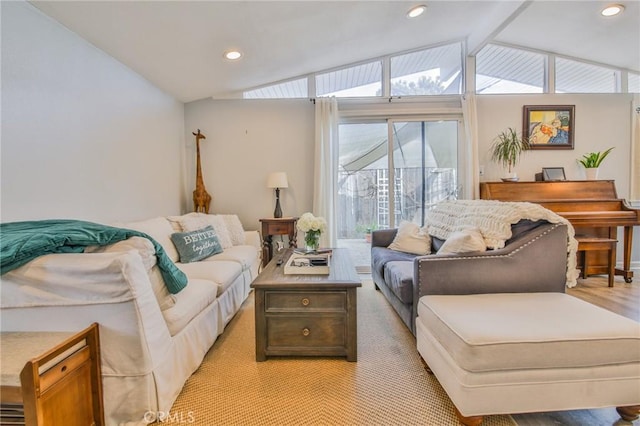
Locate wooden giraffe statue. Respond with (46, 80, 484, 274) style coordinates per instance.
(192, 129, 212, 213)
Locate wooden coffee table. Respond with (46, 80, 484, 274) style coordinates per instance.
(250, 248, 361, 362)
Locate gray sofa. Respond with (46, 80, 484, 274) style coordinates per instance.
(371, 220, 569, 335)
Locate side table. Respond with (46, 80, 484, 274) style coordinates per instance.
(259, 217, 298, 268)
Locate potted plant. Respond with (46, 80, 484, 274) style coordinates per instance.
(577, 147, 614, 180)
(489, 128, 530, 181)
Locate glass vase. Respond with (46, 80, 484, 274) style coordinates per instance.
(304, 230, 321, 252)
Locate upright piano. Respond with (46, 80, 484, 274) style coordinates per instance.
(480, 180, 640, 283)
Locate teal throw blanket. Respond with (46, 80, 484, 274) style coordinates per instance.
(0, 219, 187, 294)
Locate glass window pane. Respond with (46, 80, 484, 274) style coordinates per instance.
(243, 78, 308, 99)
(337, 123, 388, 240)
(390, 43, 462, 95)
(555, 57, 619, 93)
(316, 61, 382, 97)
(628, 72, 640, 93)
(392, 121, 458, 226)
(476, 44, 544, 94)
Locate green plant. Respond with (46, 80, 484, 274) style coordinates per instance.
(577, 147, 614, 168)
(490, 128, 530, 173)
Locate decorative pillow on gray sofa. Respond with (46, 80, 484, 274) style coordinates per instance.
(170, 226, 223, 263)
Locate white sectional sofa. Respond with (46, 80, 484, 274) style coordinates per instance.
(1, 213, 261, 425)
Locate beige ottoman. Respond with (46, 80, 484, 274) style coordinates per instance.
(416, 292, 640, 425)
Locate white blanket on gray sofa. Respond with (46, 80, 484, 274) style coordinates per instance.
(425, 199, 579, 287)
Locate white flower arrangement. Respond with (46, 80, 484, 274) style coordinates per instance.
(297, 212, 327, 233)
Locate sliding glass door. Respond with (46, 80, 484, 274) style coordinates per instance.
(336, 118, 461, 271)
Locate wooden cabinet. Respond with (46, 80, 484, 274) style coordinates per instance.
(251, 249, 361, 362)
(259, 217, 298, 267)
(0, 324, 104, 426)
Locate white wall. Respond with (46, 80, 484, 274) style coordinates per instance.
(184, 99, 315, 231)
(477, 93, 638, 269)
(1, 1, 185, 223)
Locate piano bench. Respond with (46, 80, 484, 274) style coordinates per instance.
(575, 235, 617, 287)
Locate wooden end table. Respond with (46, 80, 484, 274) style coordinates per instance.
(259, 217, 298, 268)
(250, 248, 361, 362)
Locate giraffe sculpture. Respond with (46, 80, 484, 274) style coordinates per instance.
(192, 129, 212, 213)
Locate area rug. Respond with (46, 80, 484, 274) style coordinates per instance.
(169, 280, 516, 425)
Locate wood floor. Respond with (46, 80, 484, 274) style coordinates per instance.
(511, 275, 639, 426)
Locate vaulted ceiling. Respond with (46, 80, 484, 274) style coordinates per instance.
(31, 1, 640, 103)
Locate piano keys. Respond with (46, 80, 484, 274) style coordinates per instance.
(480, 180, 639, 283)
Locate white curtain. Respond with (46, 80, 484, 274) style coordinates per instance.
(461, 92, 480, 199)
(313, 97, 339, 247)
(631, 101, 640, 201)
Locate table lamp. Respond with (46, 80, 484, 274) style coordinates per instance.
(267, 172, 289, 218)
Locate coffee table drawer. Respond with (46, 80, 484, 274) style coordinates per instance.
(265, 291, 346, 312)
(266, 315, 346, 348)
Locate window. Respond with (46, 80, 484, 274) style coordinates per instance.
(390, 43, 462, 95)
(555, 58, 619, 93)
(337, 118, 461, 271)
(628, 72, 640, 93)
(244, 77, 308, 99)
(316, 61, 382, 97)
(476, 44, 545, 94)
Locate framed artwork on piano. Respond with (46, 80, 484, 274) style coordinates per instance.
(523, 105, 574, 150)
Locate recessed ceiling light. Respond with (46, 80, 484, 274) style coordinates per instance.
(407, 4, 427, 18)
(601, 4, 624, 16)
(223, 50, 242, 60)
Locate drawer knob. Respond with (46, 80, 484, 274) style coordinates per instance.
(301, 298, 310, 306)
(302, 327, 310, 337)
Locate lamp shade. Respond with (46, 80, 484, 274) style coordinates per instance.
(267, 172, 289, 189)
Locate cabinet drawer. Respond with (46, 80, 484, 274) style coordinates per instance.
(265, 291, 346, 312)
(267, 223, 290, 234)
(266, 315, 345, 348)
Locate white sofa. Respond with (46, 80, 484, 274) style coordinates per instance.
(1, 213, 261, 426)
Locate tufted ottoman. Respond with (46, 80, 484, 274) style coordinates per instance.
(415, 292, 640, 425)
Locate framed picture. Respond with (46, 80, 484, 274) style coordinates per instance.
(523, 105, 574, 150)
(542, 167, 566, 181)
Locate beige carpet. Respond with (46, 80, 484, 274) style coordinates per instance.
(169, 280, 516, 425)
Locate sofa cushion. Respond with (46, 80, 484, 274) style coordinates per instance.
(437, 227, 486, 254)
(170, 226, 223, 263)
(85, 236, 176, 311)
(383, 261, 414, 304)
(417, 292, 640, 373)
(202, 245, 259, 270)
(371, 247, 416, 279)
(119, 217, 179, 262)
(388, 221, 431, 255)
(176, 260, 242, 295)
(162, 278, 219, 336)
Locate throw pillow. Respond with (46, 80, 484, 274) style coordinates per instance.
(438, 227, 487, 254)
(388, 221, 431, 255)
(176, 213, 234, 249)
(222, 214, 245, 246)
(170, 226, 223, 263)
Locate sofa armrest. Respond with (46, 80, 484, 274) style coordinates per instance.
(414, 222, 568, 301)
(372, 229, 397, 248)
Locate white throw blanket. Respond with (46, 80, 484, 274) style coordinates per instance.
(425, 199, 579, 287)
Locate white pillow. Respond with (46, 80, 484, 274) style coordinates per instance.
(119, 217, 179, 262)
(85, 237, 176, 311)
(221, 215, 245, 246)
(438, 227, 487, 254)
(388, 221, 431, 255)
